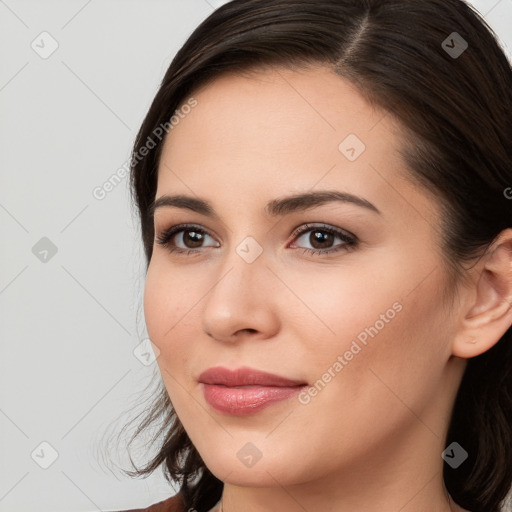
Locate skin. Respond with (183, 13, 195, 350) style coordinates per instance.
(143, 64, 512, 512)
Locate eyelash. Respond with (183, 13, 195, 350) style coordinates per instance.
(155, 222, 358, 257)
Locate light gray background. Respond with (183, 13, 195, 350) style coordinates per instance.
(1, 1, 511, 511)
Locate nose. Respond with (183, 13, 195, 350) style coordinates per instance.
(201, 243, 280, 344)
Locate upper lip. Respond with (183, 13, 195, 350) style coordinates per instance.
(198, 366, 307, 387)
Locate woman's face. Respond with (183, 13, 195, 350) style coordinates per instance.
(144, 65, 465, 494)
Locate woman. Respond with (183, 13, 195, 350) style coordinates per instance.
(111, 0, 512, 511)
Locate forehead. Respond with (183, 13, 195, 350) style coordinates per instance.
(167, 64, 390, 153)
(156, 65, 438, 229)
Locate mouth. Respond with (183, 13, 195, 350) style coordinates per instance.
(200, 382, 306, 415)
(198, 366, 307, 416)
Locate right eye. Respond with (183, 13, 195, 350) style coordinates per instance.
(155, 223, 220, 255)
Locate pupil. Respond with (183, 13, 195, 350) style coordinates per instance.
(185, 230, 203, 248)
(311, 230, 332, 248)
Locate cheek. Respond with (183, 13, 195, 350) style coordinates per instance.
(283, 262, 402, 359)
(143, 266, 166, 349)
(288, 259, 448, 409)
(143, 259, 194, 358)
(143, 261, 201, 413)
(282, 290, 444, 472)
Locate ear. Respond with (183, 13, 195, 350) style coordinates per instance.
(452, 228, 512, 359)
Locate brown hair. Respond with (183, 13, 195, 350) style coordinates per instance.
(118, 1, 512, 511)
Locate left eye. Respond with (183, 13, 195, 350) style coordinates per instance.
(155, 223, 357, 256)
(289, 223, 357, 255)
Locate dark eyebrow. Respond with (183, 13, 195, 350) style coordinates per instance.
(149, 190, 381, 218)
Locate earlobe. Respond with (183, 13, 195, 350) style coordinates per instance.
(451, 229, 512, 359)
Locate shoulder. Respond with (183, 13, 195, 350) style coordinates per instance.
(109, 492, 187, 512)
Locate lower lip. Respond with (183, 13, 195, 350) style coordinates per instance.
(201, 383, 305, 416)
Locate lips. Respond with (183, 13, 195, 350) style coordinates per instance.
(198, 366, 307, 387)
(198, 366, 307, 416)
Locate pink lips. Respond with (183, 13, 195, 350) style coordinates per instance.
(198, 366, 307, 416)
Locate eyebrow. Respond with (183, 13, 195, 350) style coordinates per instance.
(149, 190, 381, 218)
